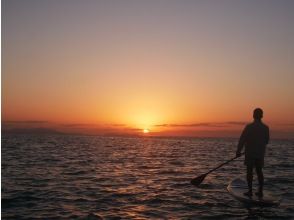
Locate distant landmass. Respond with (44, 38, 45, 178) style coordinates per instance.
(2, 128, 64, 135)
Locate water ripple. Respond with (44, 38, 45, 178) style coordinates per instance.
(2, 135, 294, 219)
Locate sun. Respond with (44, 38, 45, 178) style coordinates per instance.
(143, 129, 149, 134)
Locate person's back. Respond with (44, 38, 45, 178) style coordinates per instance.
(243, 121, 269, 160)
(236, 108, 269, 197)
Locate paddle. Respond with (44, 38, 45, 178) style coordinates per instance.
(191, 153, 244, 187)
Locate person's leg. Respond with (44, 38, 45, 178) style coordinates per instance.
(255, 162, 264, 197)
(245, 165, 253, 196)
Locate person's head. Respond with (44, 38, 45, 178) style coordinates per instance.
(253, 108, 263, 120)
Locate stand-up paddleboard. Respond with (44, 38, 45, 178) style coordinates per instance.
(227, 178, 280, 207)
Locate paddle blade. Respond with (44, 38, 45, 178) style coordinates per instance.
(191, 173, 207, 186)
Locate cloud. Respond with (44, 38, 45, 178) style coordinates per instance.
(278, 123, 294, 127)
(61, 123, 97, 128)
(154, 123, 225, 128)
(155, 124, 169, 127)
(110, 123, 127, 127)
(61, 123, 128, 128)
(225, 121, 247, 125)
(124, 128, 142, 131)
(154, 122, 246, 128)
(154, 123, 207, 127)
(3, 120, 49, 124)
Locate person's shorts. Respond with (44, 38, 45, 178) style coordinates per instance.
(245, 157, 264, 168)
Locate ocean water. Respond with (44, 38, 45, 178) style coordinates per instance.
(2, 135, 294, 219)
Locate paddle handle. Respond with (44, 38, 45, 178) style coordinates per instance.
(205, 153, 244, 175)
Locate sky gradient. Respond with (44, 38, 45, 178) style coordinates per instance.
(2, 0, 294, 138)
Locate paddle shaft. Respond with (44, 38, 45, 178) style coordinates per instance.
(191, 153, 245, 186)
(205, 153, 244, 175)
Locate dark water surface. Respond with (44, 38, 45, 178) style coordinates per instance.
(2, 135, 294, 219)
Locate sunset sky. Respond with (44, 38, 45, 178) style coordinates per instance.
(2, 0, 294, 138)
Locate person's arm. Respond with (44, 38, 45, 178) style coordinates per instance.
(236, 125, 248, 157)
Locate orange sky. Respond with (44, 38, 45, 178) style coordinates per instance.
(2, 1, 294, 138)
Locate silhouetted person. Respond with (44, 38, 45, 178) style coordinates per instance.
(236, 108, 269, 197)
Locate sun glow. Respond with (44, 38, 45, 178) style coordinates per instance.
(143, 129, 150, 134)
